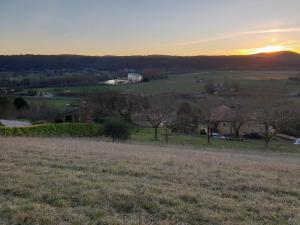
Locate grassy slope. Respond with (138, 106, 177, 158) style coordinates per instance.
(0, 137, 299, 225)
(131, 128, 300, 153)
(0, 124, 297, 152)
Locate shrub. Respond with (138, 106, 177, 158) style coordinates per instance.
(243, 133, 263, 140)
(288, 75, 300, 81)
(204, 80, 215, 94)
(104, 120, 130, 142)
(0, 123, 104, 137)
(95, 117, 113, 124)
(55, 118, 64, 123)
(65, 115, 73, 123)
(32, 120, 46, 125)
(13, 97, 29, 110)
(199, 129, 207, 135)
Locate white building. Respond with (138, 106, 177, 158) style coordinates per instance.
(128, 73, 143, 83)
(104, 79, 128, 85)
(104, 73, 143, 85)
(105, 79, 117, 85)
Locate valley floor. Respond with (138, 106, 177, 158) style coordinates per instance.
(0, 137, 299, 225)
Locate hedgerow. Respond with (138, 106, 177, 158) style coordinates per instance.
(0, 123, 104, 137)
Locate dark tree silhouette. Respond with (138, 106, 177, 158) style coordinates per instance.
(13, 97, 29, 111)
(104, 120, 130, 142)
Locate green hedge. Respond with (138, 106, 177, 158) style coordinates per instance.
(0, 123, 104, 137)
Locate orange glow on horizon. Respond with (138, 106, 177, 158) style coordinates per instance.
(238, 45, 295, 55)
(251, 45, 291, 54)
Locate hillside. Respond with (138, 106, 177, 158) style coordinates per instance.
(1, 51, 300, 72)
(0, 137, 299, 225)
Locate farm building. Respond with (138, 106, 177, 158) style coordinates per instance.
(104, 74, 143, 85)
(128, 73, 143, 83)
(210, 105, 263, 136)
(104, 79, 128, 85)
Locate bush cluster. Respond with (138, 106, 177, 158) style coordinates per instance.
(104, 120, 130, 142)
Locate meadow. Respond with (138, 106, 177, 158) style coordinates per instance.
(19, 70, 300, 112)
(0, 124, 297, 152)
(23, 96, 80, 111)
(131, 128, 300, 153)
(0, 137, 299, 225)
(23, 70, 300, 96)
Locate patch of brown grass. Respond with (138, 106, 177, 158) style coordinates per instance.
(0, 137, 299, 225)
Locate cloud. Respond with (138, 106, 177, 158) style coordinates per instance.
(175, 27, 300, 46)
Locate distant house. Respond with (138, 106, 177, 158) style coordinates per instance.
(128, 73, 143, 83)
(105, 79, 117, 85)
(210, 105, 262, 136)
(104, 73, 142, 85)
(210, 105, 234, 123)
(104, 79, 128, 85)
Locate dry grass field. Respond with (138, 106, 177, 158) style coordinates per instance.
(0, 137, 299, 225)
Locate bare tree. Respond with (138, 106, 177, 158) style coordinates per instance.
(175, 102, 199, 134)
(230, 81, 240, 92)
(277, 104, 300, 137)
(251, 86, 291, 148)
(204, 80, 215, 94)
(227, 99, 250, 138)
(138, 94, 176, 141)
(79, 99, 93, 122)
(198, 96, 221, 144)
(0, 95, 13, 119)
(84, 92, 142, 123)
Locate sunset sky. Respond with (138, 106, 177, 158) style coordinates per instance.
(0, 0, 300, 56)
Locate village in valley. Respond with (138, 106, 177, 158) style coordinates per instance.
(0, 67, 299, 148)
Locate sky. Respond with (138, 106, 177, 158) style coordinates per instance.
(0, 0, 300, 56)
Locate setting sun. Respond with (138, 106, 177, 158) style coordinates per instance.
(250, 45, 291, 54)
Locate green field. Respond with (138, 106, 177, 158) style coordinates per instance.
(13, 70, 300, 115)
(25, 96, 79, 108)
(131, 128, 299, 153)
(25, 71, 300, 96)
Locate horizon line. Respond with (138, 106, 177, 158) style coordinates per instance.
(0, 50, 299, 58)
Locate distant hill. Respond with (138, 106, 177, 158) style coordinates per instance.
(252, 51, 299, 58)
(0, 51, 300, 72)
